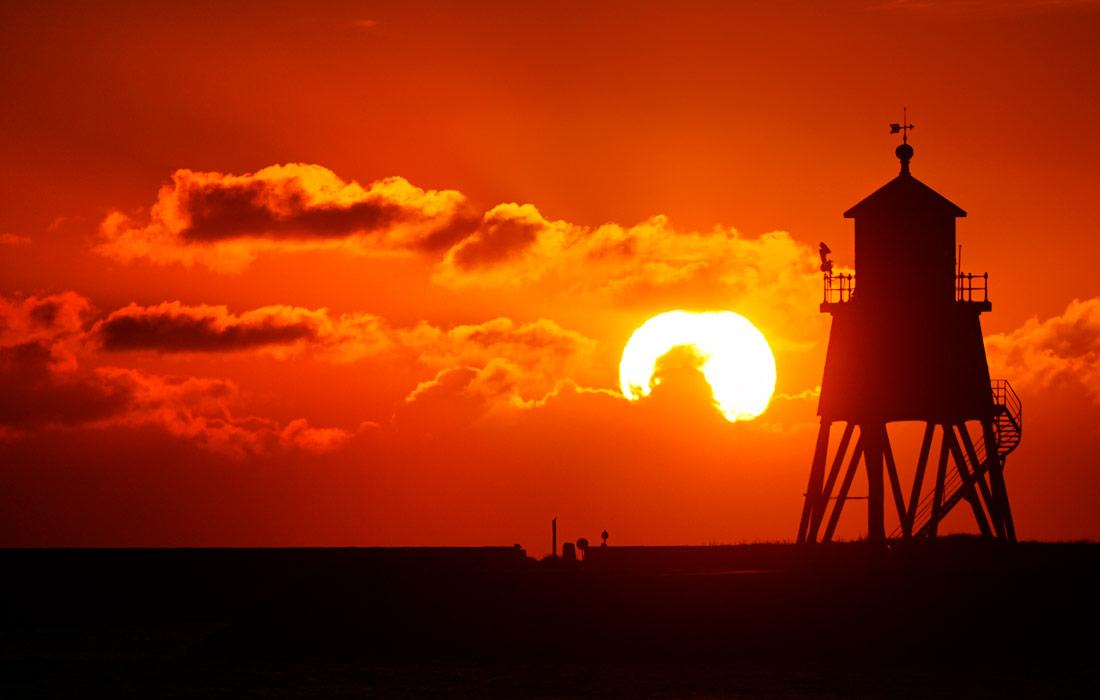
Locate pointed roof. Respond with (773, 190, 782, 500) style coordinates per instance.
(844, 144, 966, 219)
(844, 172, 967, 219)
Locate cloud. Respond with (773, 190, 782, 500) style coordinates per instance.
(93, 301, 390, 361)
(96, 164, 479, 271)
(48, 215, 84, 232)
(0, 293, 356, 454)
(93, 300, 598, 400)
(0, 341, 134, 432)
(438, 203, 569, 282)
(394, 344, 805, 439)
(986, 297, 1100, 401)
(94, 366, 362, 455)
(0, 291, 89, 341)
(436, 208, 820, 303)
(434, 206, 828, 350)
(0, 233, 31, 246)
(397, 317, 598, 399)
(0, 292, 602, 449)
(98, 167, 823, 329)
(0, 291, 91, 371)
(396, 360, 533, 435)
(96, 167, 830, 365)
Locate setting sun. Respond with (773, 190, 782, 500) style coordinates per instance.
(620, 311, 777, 422)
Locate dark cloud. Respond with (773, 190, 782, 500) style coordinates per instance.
(647, 351, 722, 416)
(97, 303, 319, 353)
(180, 178, 410, 242)
(449, 206, 546, 270)
(0, 341, 133, 430)
(91, 302, 395, 361)
(96, 165, 479, 270)
(0, 293, 356, 453)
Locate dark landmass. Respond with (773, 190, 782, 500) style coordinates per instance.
(2, 539, 1097, 698)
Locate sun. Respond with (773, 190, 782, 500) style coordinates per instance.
(620, 310, 777, 421)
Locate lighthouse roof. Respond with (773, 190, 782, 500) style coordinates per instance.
(845, 144, 967, 219)
(844, 172, 967, 219)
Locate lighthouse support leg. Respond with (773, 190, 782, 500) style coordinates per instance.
(798, 420, 832, 544)
(982, 420, 1017, 543)
(904, 423, 936, 538)
(944, 425, 994, 538)
(822, 436, 864, 543)
(928, 430, 951, 537)
(808, 424, 856, 542)
(883, 436, 908, 533)
(864, 423, 886, 544)
(958, 425, 1003, 539)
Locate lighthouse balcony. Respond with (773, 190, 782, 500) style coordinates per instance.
(821, 272, 992, 312)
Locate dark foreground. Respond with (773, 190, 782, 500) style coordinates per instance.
(2, 539, 1098, 698)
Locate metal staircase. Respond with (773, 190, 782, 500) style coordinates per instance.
(991, 380, 1022, 457)
(892, 380, 1021, 539)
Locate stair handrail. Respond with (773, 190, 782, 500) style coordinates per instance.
(991, 379, 1022, 431)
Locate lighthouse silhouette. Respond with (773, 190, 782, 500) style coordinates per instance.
(797, 121, 1022, 544)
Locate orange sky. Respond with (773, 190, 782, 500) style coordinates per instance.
(2, 1, 1099, 552)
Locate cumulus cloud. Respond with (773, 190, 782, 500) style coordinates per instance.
(96, 164, 479, 271)
(435, 203, 571, 285)
(92, 300, 598, 400)
(396, 360, 535, 435)
(98, 167, 824, 326)
(0, 341, 133, 432)
(0, 292, 91, 371)
(0, 292, 602, 448)
(93, 301, 390, 361)
(94, 367, 362, 455)
(0, 293, 356, 454)
(986, 297, 1100, 401)
(0, 292, 89, 341)
(437, 207, 820, 302)
(432, 206, 827, 347)
(394, 344, 797, 439)
(397, 317, 597, 399)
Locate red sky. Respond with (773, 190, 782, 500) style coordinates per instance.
(2, 0, 1099, 552)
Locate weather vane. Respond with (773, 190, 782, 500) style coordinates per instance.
(889, 107, 914, 144)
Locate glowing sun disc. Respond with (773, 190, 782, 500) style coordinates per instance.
(619, 310, 777, 421)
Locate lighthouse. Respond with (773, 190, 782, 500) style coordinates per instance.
(797, 121, 1021, 544)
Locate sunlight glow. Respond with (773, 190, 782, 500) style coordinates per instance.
(620, 310, 777, 421)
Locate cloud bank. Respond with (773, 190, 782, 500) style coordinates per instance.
(987, 297, 1100, 401)
(0, 293, 357, 454)
(95, 166, 824, 323)
(96, 164, 478, 271)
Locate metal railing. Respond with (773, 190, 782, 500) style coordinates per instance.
(823, 273, 855, 303)
(822, 271, 990, 304)
(990, 379, 1021, 431)
(956, 272, 988, 303)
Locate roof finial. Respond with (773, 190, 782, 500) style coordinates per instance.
(890, 107, 915, 175)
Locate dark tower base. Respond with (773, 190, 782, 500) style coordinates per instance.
(797, 413, 1018, 544)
